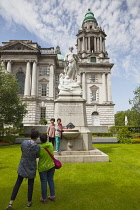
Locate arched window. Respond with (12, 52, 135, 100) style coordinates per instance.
(92, 112, 100, 126)
(16, 72, 25, 94)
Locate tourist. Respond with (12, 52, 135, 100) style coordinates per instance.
(38, 134, 56, 204)
(47, 118, 55, 146)
(6, 130, 40, 209)
(55, 118, 63, 154)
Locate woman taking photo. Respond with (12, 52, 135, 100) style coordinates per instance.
(6, 130, 40, 209)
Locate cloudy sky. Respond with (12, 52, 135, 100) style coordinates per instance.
(0, 0, 140, 113)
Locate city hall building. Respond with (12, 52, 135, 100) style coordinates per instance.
(0, 9, 115, 127)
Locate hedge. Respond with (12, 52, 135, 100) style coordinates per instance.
(131, 138, 140, 144)
(109, 126, 140, 134)
(92, 133, 113, 137)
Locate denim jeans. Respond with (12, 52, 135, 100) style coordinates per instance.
(10, 175, 34, 202)
(55, 137, 61, 151)
(39, 167, 55, 200)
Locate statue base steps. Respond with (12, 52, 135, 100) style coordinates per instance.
(54, 147, 109, 163)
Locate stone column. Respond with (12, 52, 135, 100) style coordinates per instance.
(82, 72, 86, 100)
(31, 61, 37, 97)
(97, 37, 100, 52)
(83, 36, 85, 51)
(100, 36, 102, 52)
(1, 61, 6, 72)
(102, 73, 107, 102)
(78, 38, 80, 52)
(94, 37, 96, 52)
(24, 61, 31, 96)
(103, 39, 105, 52)
(88, 37, 90, 52)
(49, 65, 54, 98)
(107, 73, 112, 101)
(7, 61, 12, 73)
(85, 37, 87, 51)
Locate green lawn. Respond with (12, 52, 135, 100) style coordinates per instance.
(0, 144, 140, 210)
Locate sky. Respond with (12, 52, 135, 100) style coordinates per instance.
(0, 0, 140, 113)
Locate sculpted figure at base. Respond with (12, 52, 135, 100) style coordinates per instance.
(58, 47, 82, 95)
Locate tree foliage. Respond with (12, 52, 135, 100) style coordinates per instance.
(0, 65, 27, 126)
(115, 86, 140, 126)
(129, 86, 140, 113)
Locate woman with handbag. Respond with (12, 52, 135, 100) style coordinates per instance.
(38, 134, 56, 204)
(6, 130, 40, 209)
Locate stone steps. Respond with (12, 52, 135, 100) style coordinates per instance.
(54, 148, 109, 163)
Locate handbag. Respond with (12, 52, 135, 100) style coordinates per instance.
(44, 148, 62, 169)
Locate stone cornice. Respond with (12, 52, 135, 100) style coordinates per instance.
(78, 62, 114, 68)
(86, 103, 115, 106)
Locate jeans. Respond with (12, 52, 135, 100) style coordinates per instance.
(49, 137, 55, 146)
(39, 167, 55, 200)
(55, 137, 61, 151)
(10, 175, 34, 202)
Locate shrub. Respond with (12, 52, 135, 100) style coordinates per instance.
(0, 136, 15, 144)
(39, 118, 47, 125)
(131, 138, 140, 144)
(92, 133, 113, 137)
(116, 128, 132, 144)
(109, 126, 140, 135)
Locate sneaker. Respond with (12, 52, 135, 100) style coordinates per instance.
(40, 198, 47, 204)
(48, 196, 56, 201)
(26, 202, 32, 208)
(6, 204, 13, 210)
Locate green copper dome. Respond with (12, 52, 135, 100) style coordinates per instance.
(57, 54, 64, 60)
(83, 9, 97, 23)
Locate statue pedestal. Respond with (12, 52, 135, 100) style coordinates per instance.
(54, 94, 87, 127)
(54, 94, 93, 151)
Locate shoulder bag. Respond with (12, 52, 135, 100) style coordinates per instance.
(44, 148, 62, 169)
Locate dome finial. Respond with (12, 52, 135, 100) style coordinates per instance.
(88, 8, 90, 11)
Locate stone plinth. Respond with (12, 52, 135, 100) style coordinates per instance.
(54, 148, 109, 163)
(54, 94, 93, 151)
(54, 94, 87, 127)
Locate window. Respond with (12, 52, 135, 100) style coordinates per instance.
(92, 112, 100, 126)
(16, 72, 25, 94)
(90, 74, 96, 82)
(40, 108, 46, 119)
(91, 57, 96, 62)
(41, 66, 48, 75)
(41, 84, 47, 96)
(90, 26, 92, 29)
(91, 90, 96, 101)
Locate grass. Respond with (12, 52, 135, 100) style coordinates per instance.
(0, 144, 140, 210)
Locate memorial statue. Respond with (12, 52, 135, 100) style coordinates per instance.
(58, 47, 82, 95)
(64, 47, 79, 81)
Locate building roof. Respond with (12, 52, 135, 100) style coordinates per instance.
(83, 9, 97, 23)
(57, 54, 64, 60)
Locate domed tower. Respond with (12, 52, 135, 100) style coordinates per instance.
(76, 9, 115, 127)
(76, 9, 107, 59)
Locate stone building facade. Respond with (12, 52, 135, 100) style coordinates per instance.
(0, 9, 115, 127)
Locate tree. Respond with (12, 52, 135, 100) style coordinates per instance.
(115, 111, 125, 126)
(115, 86, 140, 126)
(0, 64, 27, 127)
(129, 86, 140, 113)
(129, 86, 140, 126)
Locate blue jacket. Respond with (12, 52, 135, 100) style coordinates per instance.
(17, 140, 40, 179)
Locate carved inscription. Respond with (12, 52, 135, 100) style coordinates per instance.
(59, 103, 82, 116)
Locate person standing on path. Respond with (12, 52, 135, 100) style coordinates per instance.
(6, 130, 40, 209)
(47, 118, 55, 146)
(55, 118, 63, 154)
(38, 134, 56, 204)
